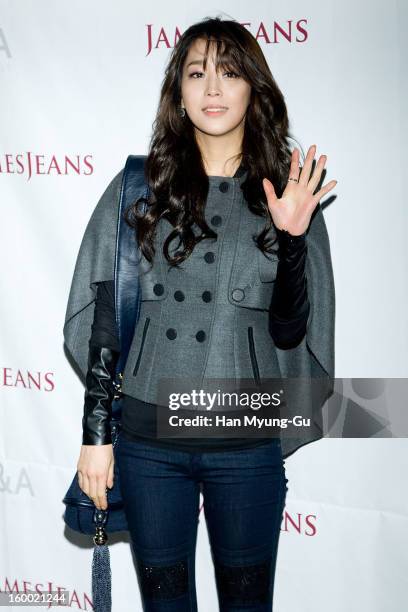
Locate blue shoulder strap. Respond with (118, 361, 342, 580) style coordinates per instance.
(112, 154, 149, 418)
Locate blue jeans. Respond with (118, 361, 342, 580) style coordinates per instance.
(115, 433, 288, 612)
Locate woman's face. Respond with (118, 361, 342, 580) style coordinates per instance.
(180, 38, 251, 137)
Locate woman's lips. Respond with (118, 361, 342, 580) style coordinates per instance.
(202, 108, 228, 116)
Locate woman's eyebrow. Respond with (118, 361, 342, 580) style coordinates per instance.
(186, 59, 204, 68)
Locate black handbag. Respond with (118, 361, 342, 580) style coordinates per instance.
(62, 155, 149, 611)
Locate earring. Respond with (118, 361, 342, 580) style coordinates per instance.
(179, 106, 186, 118)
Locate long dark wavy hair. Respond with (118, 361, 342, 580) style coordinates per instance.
(125, 16, 304, 267)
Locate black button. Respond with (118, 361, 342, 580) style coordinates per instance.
(211, 215, 222, 226)
(196, 330, 206, 342)
(232, 288, 245, 302)
(204, 251, 215, 263)
(166, 328, 177, 340)
(219, 182, 229, 193)
(202, 290, 212, 302)
(153, 283, 164, 296)
(174, 290, 185, 302)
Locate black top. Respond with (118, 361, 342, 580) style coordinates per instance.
(88, 222, 310, 452)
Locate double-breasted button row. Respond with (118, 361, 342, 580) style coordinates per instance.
(169, 290, 212, 302)
(164, 287, 212, 341)
(162, 200, 225, 343)
(165, 328, 206, 341)
(154, 284, 215, 300)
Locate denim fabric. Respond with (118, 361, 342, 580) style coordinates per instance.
(115, 432, 288, 611)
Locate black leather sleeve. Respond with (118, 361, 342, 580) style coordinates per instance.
(90, 280, 120, 351)
(81, 281, 120, 445)
(82, 344, 120, 445)
(269, 228, 311, 349)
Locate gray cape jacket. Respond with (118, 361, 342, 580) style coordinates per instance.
(63, 166, 335, 459)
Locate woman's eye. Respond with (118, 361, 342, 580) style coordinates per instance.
(188, 71, 240, 79)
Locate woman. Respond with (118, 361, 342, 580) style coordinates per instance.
(64, 16, 336, 612)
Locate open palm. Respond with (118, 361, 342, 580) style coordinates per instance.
(262, 145, 337, 236)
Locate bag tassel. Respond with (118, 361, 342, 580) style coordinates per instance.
(92, 510, 112, 612)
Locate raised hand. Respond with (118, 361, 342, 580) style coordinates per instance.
(262, 145, 337, 236)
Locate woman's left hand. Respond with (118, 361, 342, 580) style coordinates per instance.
(262, 145, 337, 236)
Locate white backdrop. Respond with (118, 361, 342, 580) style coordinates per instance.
(1, 1, 407, 610)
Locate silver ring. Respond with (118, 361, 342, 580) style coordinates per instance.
(288, 177, 298, 183)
